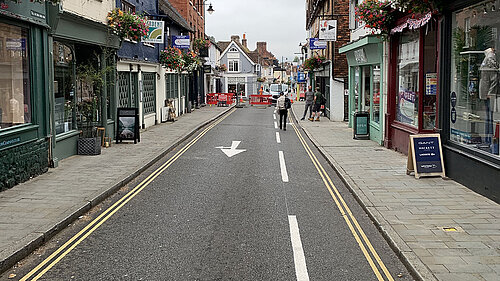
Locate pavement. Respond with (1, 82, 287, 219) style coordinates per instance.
(0, 105, 232, 274)
(291, 101, 500, 281)
(0, 100, 498, 281)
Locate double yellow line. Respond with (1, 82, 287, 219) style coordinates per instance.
(21, 109, 235, 281)
(291, 120, 394, 281)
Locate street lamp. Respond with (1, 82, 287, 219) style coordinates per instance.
(207, 3, 215, 14)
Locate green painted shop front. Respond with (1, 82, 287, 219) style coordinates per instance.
(0, 2, 51, 190)
(47, 7, 120, 163)
(340, 36, 384, 145)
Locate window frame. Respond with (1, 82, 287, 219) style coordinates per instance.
(228, 60, 240, 72)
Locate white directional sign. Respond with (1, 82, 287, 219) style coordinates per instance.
(319, 20, 337, 41)
(216, 141, 246, 158)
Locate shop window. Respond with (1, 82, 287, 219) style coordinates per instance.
(0, 23, 31, 130)
(451, 0, 500, 157)
(362, 67, 371, 111)
(373, 65, 381, 124)
(53, 42, 75, 134)
(423, 22, 438, 130)
(396, 30, 420, 128)
(353, 66, 360, 113)
(228, 60, 239, 72)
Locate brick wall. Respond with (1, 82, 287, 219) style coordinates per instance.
(334, 0, 349, 79)
(169, 0, 205, 40)
(0, 140, 49, 191)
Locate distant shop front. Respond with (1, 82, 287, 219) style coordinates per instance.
(340, 35, 384, 144)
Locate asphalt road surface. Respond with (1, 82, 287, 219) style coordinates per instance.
(4, 106, 415, 281)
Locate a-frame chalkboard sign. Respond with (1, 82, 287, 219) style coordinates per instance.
(407, 134, 446, 179)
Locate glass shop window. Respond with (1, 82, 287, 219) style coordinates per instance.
(0, 23, 31, 130)
(372, 65, 381, 124)
(423, 22, 438, 130)
(353, 66, 360, 113)
(396, 30, 420, 128)
(451, 0, 500, 157)
(53, 41, 75, 135)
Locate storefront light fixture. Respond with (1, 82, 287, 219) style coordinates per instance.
(207, 3, 215, 14)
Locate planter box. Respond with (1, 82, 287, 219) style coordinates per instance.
(77, 137, 101, 155)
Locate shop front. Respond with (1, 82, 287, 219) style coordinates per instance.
(311, 62, 331, 119)
(386, 13, 440, 153)
(340, 36, 384, 144)
(0, 2, 51, 190)
(441, 0, 500, 202)
(48, 7, 120, 162)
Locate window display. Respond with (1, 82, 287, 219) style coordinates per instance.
(373, 65, 381, 124)
(0, 23, 31, 130)
(53, 42, 75, 134)
(396, 30, 420, 127)
(451, 0, 500, 157)
(354, 66, 360, 113)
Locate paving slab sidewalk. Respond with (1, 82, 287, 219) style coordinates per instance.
(291, 101, 500, 281)
(0, 106, 232, 273)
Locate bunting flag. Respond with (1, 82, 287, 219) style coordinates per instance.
(391, 12, 432, 34)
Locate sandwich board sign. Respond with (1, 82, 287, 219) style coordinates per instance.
(407, 134, 445, 179)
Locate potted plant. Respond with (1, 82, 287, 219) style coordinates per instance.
(160, 47, 183, 72)
(218, 64, 227, 72)
(107, 8, 148, 41)
(75, 60, 114, 155)
(355, 0, 394, 35)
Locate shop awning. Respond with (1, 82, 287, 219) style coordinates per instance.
(390, 12, 432, 34)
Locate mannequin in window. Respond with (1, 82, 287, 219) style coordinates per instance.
(479, 47, 498, 148)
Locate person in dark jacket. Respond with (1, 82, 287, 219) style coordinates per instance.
(301, 85, 314, 120)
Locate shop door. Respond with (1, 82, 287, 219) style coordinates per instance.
(142, 72, 156, 115)
(361, 66, 371, 113)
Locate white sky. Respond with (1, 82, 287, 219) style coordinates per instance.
(205, 0, 307, 63)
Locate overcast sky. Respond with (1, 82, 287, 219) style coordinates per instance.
(205, 0, 307, 63)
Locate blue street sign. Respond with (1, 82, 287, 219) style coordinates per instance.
(297, 72, 306, 83)
(309, 38, 327, 50)
(172, 35, 190, 49)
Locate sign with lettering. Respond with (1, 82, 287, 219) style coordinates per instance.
(116, 108, 140, 144)
(172, 35, 190, 49)
(407, 134, 445, 179)
(353, 112, 370, 140)
(143, 20, 164, 44)
(319, 20, 337, 41)
(309, 38, 327, 50)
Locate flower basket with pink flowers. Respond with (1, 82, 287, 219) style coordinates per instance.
(107, 8, 148, 41)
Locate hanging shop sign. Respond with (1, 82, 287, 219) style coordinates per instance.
(309, 38, 327, 50)
(116, 108, 140, 144)
(319, 20, 337, 41)
(391, 12, 432, 34)
(297, 72, 306, 83)
(143, 20, 164, 44)
(407, 134, 445, 179)
(172, 35, 190, 49)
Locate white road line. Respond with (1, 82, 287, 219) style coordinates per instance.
(274, 121, 278, 129)
(276, 132, 281, 144)
(274, 114, 276, 120)
(279, 151, 289, 182)
(288, 215, 310, 281)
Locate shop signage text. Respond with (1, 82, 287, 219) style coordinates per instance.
(172, 35, 190, 49)
(407, 134, 445, 179)
(143, 20, 164, 44)
(309, 38, 327, 50)
(319, 20, 337, 41)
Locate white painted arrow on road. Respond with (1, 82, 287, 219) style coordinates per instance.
(216, 141, 246, 158)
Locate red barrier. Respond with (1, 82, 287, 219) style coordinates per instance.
(250, 94, 272, 105)
(207, 93, 235, 106)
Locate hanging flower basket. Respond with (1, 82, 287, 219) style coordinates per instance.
(193, 38, 211, 51)
(355, 0, 393, 34)
(160, 47, 183, 71)
(303, 56, 326, 71)
(182, 51, 202, 73)
(107, 8, 148, 41)
(390, 0, 443, 14)
(218, 64, 227, 72)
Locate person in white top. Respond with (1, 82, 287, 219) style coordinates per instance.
(276, 92, 290, 131)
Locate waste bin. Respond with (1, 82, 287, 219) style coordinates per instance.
(353, 111, 370, 140)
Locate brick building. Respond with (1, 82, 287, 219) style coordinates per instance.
(169, 0, 206, 40)
(305, 0, 350, 121)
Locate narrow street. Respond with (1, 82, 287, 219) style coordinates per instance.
(6, 107, 413, 281)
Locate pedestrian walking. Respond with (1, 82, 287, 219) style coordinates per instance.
(301, 85, 314, 120)
(276, 92, 291, 130)
(311, 87, 323, 122)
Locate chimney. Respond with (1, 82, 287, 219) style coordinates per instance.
(256, 42, 267, 54)
(230, 35, 240, 44)
(242, 34, 247, 48)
